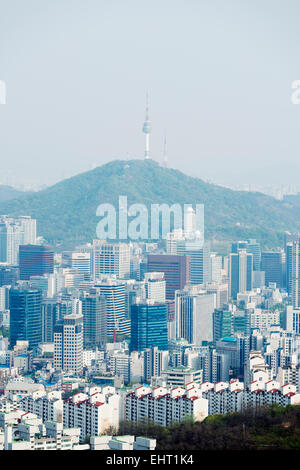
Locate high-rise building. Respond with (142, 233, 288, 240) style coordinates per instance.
(0, 265, 18, 287)
(206, 283, 229, 309)
(0, 216, 37, 265)
(284, 232, 300, 293)
(62, 252, 91, 275)
(286, 242, 293, 294)
(289, 239, 300, 308)
(19, 245, 54, 280)
(54, 313, 83, 375)
(209, 253, 222, 283)
(261, 251, 285, 288)
(0, 222, 22, 265)
(144, 272, 166, 302)
(175, 288, 215, 345)
(81, 291, 106, 347)
(186, 244, 210, 285)
(92, 241, 130, 279)
(95, 280, 130, 336)
(147, 254, 190, 300)
(229, 250, 253, 299)
(130, 301, 168, 352)
(9, 286, 42, 349)
(213, 308, 233, 345)
(18, 216, 37, 245)
(42, 299, 59, 343)
(232, 239, 261, 271)
(30, 274, 56, 298)
(143, 346, 169, 383)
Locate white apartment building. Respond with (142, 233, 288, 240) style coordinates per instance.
(200, 379, 300, 415)
(20, 390, 63, 423)
(0, 415, 82, 451)
(125, 384, 208, 427)
(63, 386, 120, 441)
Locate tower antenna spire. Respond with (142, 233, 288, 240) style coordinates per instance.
(142, 92, 151, 159)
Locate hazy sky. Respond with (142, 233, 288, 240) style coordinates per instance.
(0, 0, 300, 189)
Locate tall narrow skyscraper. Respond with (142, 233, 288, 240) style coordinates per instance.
(9, 286, 42, 349)
(54, 313, 83, 375)
(229, 250, 253, 300)
(130, 301, 168, 352)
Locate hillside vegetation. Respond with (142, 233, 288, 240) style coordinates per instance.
(0, 185, 27, 203)
(120, 404, 300, 450)
(0, 160, 299, 249)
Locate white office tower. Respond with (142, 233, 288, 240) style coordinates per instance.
(108, 351, 131, 383)
(205, 282, 228, 309)
(54, 268, 85, 290)
(184, 207, 196, 238)
(144, 346, 169, 383)
(54, 313, 83, 375)
(0, 221, 21, 265)
(209, 253, 222, 283)
(0, 286, 8, 311)
(129, 351, 144, 383)
(175, 287, 215, 345)
(0, 216, 37, 265)
(18, 216, 37, 245)
(69, 252, 91, 275)
(166, 229, 186, 255)
(92, 241, 130, 280)
(144, 272, 166, 302)
(285, 306, 300, 333)
(95, 279, 130, 336)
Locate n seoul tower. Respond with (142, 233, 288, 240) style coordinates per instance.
(142, 94, 151, 159)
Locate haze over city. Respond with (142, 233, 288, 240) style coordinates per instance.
(1, 0, 300, 190)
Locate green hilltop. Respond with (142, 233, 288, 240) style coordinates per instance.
(0, 159, 299, 250)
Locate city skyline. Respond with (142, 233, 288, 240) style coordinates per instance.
(2, 1, 300, 453)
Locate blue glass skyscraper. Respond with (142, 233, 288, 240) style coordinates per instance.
(9, 287, 42, 349)
(130, 302, 168, 352)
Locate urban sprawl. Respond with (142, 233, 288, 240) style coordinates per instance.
(0, 212, 299, 450)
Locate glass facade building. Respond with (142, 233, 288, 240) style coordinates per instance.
(130, 302, 168, 352)
(9, 287, 42, 349)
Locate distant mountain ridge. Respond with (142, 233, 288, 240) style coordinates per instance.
(0, 159, 299, 250)
(0, 185, 27, 203)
